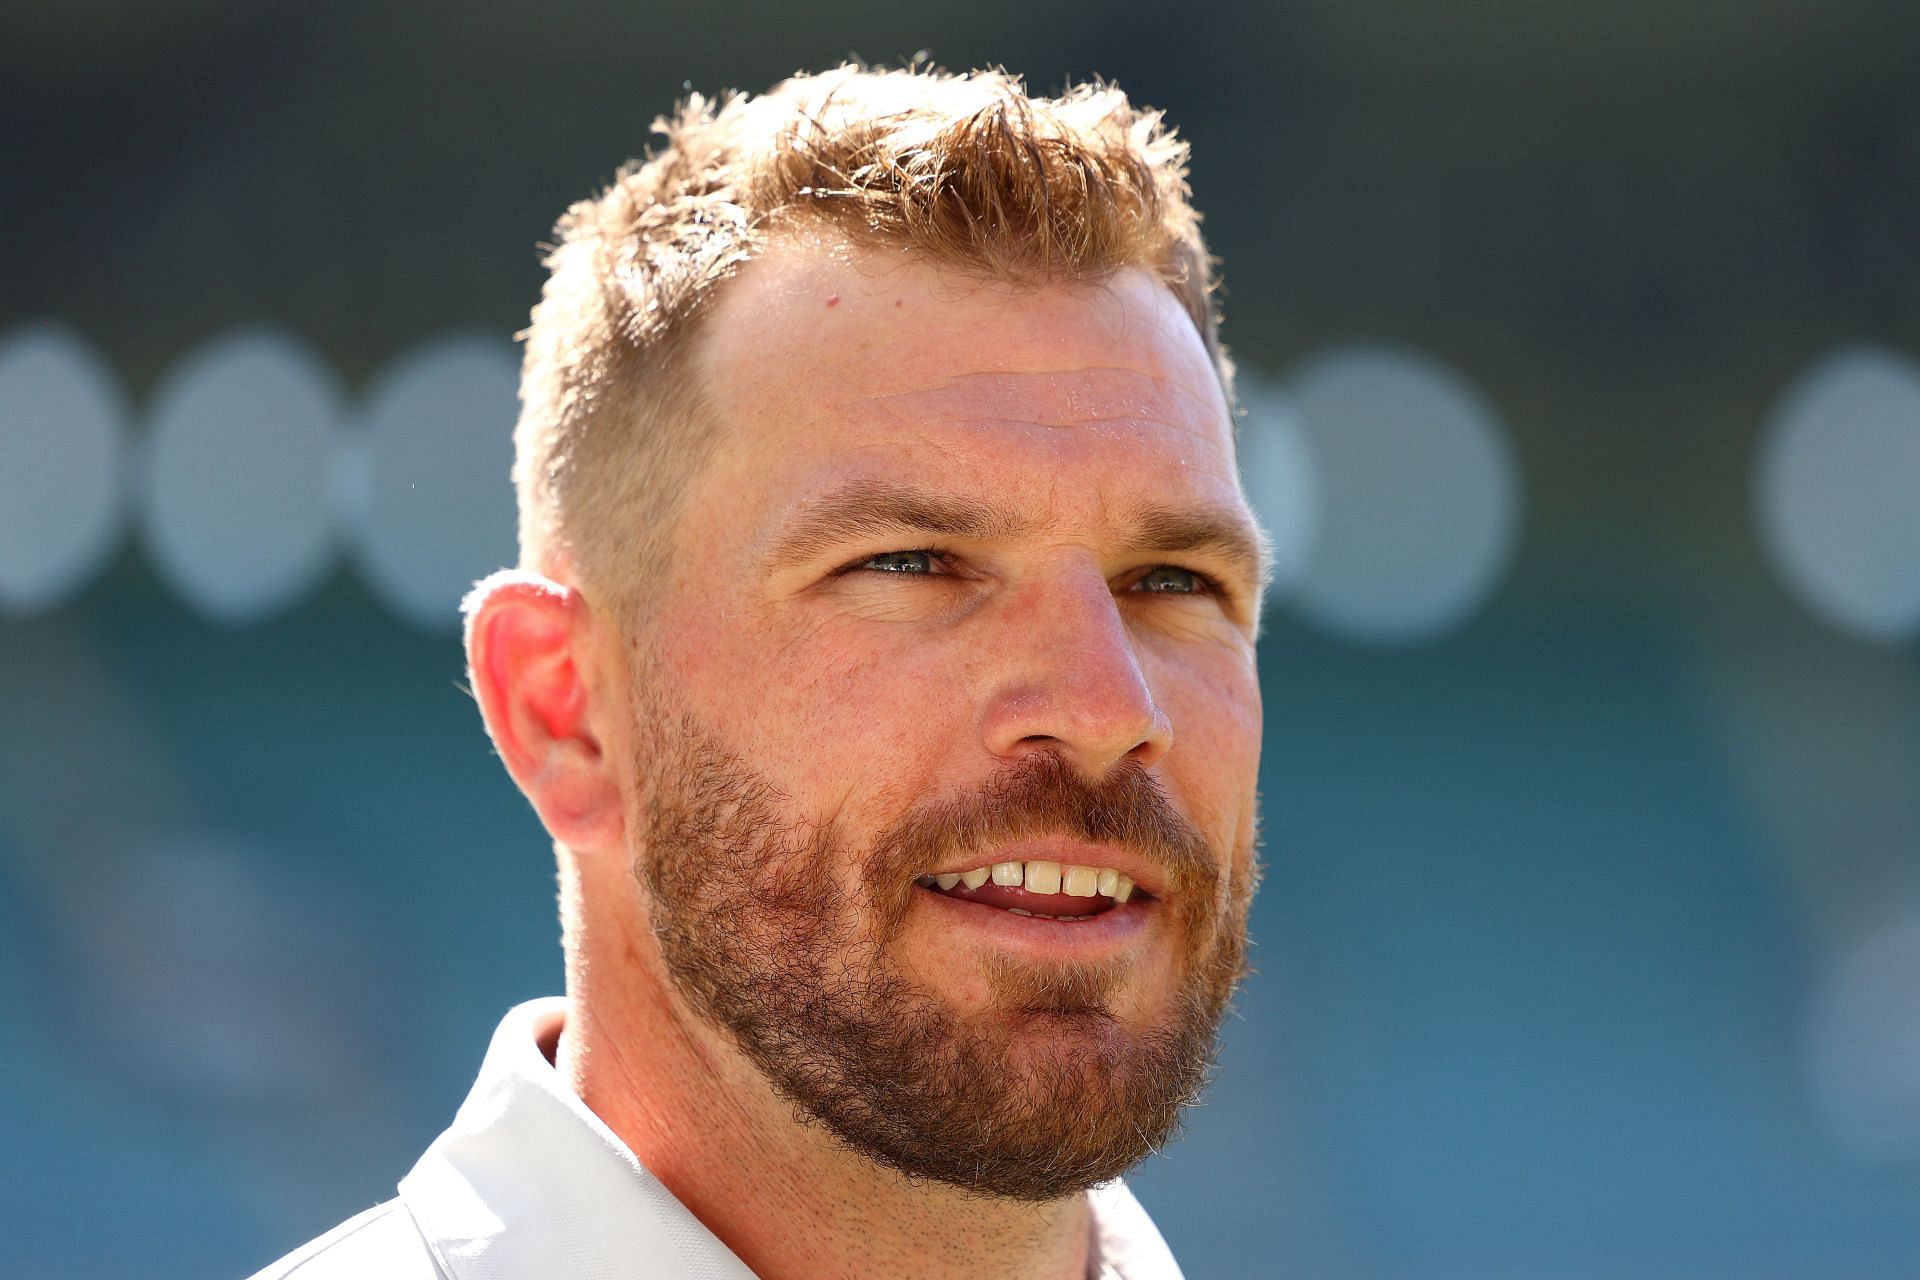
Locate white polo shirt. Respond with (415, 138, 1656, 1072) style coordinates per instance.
(249, 999, 1186, 1279)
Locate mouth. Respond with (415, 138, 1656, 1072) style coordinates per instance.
(914, 858, 1153, 922)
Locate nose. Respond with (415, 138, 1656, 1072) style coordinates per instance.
(976, 566, 1172, 776)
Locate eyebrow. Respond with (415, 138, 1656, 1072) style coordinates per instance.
(1118, 503, 1273, 595)
(764, 480, 1034, 571)
(764, 479, 1273, 594)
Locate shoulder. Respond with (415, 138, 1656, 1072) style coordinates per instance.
(245, 1199, 444, 1280)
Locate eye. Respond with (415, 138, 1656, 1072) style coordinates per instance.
(859, 550, 938, 575)
(1132, 565, 1209, 594)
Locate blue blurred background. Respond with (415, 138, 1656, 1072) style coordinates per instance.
(6, 3, 1920, 1276)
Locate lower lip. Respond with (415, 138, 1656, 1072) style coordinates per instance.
(914, 884, 1155, 953)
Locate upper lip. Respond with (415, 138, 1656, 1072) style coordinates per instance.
(922, 837, 1172, 898)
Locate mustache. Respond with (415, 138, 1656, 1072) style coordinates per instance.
(861, 750, 1218, 902)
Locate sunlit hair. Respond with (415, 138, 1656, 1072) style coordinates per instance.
(514, 62, 1231, 613)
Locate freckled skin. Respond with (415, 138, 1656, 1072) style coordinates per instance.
(554, 238, 1265, 1280)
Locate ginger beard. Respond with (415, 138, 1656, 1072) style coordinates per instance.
(629, 682, 1254, 1202)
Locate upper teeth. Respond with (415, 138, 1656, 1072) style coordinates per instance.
(918, 860, 1137, 903)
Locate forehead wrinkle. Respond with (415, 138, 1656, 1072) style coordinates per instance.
(834, 365, 1224, 436)
(939, 364, 1225, 418)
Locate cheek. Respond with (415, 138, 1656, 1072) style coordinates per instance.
(1159, 648, 1263, 872)
(660, 608, 980, 816)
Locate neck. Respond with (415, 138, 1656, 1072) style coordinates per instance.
(557, 925, 1094, 1280)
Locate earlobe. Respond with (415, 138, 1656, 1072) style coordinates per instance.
(465, 570, 625, 850)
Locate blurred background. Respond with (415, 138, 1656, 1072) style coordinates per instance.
(5, 2, 1920, 1276)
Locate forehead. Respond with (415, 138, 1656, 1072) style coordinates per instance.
(690, 238, 1238, 517)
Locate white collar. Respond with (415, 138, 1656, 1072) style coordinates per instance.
(398, 998, 1184, 1280)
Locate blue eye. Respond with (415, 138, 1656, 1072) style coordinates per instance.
(1135, 566, 1203, 594)
(862, 551, 936, 574)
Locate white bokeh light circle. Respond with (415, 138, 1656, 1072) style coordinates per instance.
(1807, 912, 1920, 1165)
(1236, 378, 1320, 605)
(1285, 343, 1520, 643)
(141, 327, 341, 624)
(1755, 345, 1920, 643)
(0, 324, 128, 613)
(352, 333, 518, 630)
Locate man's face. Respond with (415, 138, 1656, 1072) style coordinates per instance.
(622, 240, 1264, 1200)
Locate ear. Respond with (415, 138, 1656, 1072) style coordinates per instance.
(464, 569, 625, 851)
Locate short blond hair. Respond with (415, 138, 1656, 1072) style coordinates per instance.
(514, 63, 1230, 613)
